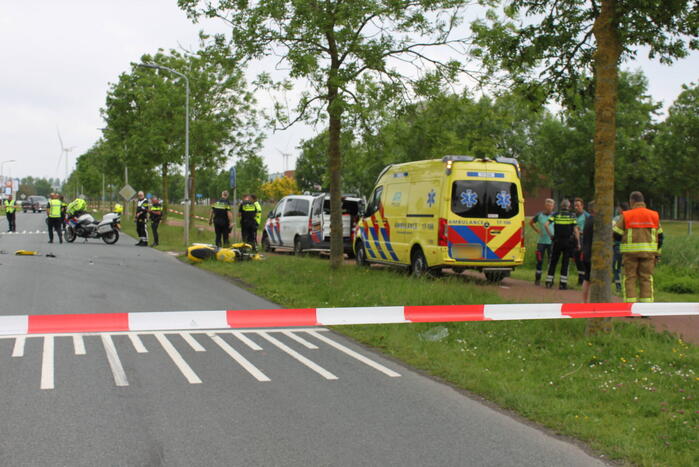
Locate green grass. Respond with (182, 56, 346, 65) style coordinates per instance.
(120, 214, 698, 465)
(190, 251, 698, 467)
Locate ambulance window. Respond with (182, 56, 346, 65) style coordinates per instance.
(486, 182, 519, 219)
(365, 186, 383, 217)
(451, 181, 487, 218)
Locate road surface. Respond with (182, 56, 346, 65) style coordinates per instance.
(0, 212, 607, 466)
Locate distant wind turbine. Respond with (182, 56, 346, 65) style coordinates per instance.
(56, 127, 76, 187)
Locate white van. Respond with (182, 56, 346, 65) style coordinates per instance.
(262, 194, 364, 256)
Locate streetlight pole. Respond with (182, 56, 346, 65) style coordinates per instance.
(1, 160, 16, 196)
(138, 63, 190, 247)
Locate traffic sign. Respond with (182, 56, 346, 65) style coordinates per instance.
(229, 167, 236, 189)
(119, 184, 136, 201)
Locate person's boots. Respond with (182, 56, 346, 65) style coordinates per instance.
(535, 272, 541, 286)
(559, 282, 568, 290)
(545, 281, 553, 289)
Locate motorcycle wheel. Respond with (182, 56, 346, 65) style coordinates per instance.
(102, 230, 119, 245)
(65, 226, 76, 243)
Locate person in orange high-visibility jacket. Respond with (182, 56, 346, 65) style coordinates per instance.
(613, 191, 664, 303)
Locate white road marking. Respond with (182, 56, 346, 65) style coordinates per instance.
(282, 330, 318, 349)
(181, 332, 206, 352)
(127, 333, 148, 353)
(258, 332, 338, 380)
(307, 331, 401, 378)
(209, 333, 270, 382)
(155, 333, 202, 384)
(12, 336, 25, 357)
(232, 331, 263, 350)
(73, 335, 86, 355)
(41, 336, 54, 390)
(101, 334, 128, 387)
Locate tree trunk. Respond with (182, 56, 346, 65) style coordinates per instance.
(161, 163, 169, 221)
(587, 0, 621, 335)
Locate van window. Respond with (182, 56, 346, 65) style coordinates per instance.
(451, 181, 519, 219)
(312, 196, 324, 217)
(323, 198, 363, 215)
(272, 200, 285, 217)
(284, 198, 310, 217)
(364, 186, 383, 217)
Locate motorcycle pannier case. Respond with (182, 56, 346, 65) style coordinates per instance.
(187, 244, 217, 262)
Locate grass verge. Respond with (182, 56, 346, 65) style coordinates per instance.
(127, 217, 699, 466)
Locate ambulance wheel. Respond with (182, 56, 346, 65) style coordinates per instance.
(355, 241, 369, 267)
(484, 271, 507, 283)
(261, 233, 272, 252)
(410, 248, 428, 278)
(65, 226, 76, 243)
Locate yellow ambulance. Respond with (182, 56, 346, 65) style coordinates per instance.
(353, 156, 525, 282)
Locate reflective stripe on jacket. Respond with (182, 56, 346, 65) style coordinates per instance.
(613, 203, 663, 253)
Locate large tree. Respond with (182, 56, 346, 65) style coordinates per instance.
(472, 0, 698, 304)
(179, 0, 475, 268)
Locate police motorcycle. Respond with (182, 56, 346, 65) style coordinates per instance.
(64, 204, 122, 245)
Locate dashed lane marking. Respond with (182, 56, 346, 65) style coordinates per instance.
(0, 231, 48, 236)
(1, 329, 400, 390)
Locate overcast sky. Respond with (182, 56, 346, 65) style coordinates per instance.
(1, 1, 697, 182)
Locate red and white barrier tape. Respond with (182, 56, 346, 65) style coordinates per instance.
(167, 208, 208, 221)
(1, 303, 697, 335)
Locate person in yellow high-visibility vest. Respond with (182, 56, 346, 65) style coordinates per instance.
(251, 194, 262, 247)
(46, 193, 63, 243)
(3, 194, 17, 232)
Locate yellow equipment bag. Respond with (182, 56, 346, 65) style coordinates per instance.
(186, 244, 217, 262)
(215, 248, 237, 263)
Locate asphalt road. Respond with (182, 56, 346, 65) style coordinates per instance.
(0, 212, 608, 466)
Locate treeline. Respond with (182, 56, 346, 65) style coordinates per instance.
(18, 177, 61, 197)
(65, 41, 268, 206)
(295, 72, 698, 217)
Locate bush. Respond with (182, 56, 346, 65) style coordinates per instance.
(659, 276, 699, 294)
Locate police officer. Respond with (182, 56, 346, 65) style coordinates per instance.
(4, 194, 16, 232)
(209, 190, 232, 247)
(59, 194, 68, 232)
(529, 198, 555, 285)
(66, 195, 87, 217)
(46, 193, 63, 243)
(251, 194, 262, 244)
(544, 199, 580, 290)
(149, 196, 163, 247)
(239, 194, 258, 249)
(613, 191, 663, 303)
(135, 191, 149, 246)
(572, 197, 591, 285)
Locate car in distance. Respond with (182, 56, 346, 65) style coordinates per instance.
(22, 195, 49, 213)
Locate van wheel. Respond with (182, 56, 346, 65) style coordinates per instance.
(411, 248, 428, 278)
(484, 271, 507, 283)
(261, 233, 272, 252)
(355, 241, 369, 267)
(293, 236, 305, 256)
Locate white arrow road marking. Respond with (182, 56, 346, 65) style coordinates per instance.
(307, 331, 401, 378)
(41, 336, 54, 390)
(102, 334, 128, 387)
(155, 333, 202, 384)
(209, 333, 270, 382)
(259, 332, 338, 380)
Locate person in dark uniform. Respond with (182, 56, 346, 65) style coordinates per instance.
(46, 193, 63, 243)
(149, 196, 163, 247)
(59, 194, 67, 232)
(239, 194, 258, 249)
(135, 191, 149, 246)
(209, 190, 232, 247)
(544, 199, 580, 290)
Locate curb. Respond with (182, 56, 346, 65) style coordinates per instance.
(1, 303, 697, 335)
